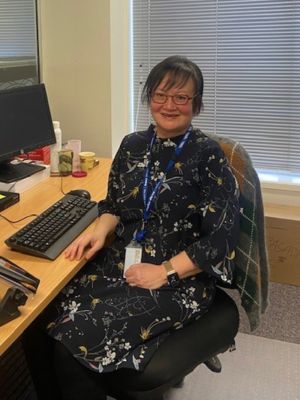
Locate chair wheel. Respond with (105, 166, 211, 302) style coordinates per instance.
(203, 356, 222, 373)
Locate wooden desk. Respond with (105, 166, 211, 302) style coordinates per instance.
(0, 158, 112, 355)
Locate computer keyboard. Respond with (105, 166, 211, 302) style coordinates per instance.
(5, 194, 98, 260)
(0, 162, 46, 183)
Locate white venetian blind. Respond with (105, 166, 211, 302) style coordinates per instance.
(0, 0, 37, 57)
(131, 0, 300, 175)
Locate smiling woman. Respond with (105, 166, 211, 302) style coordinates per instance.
(141, 56, 203, 138)
(0, 0, 39, 89)
(149, 77, 195, 138)
(23, 55, 240, 400)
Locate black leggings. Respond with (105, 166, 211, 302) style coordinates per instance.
(22, 320, 107, 400)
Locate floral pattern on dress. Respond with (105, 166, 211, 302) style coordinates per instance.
(46, 125, 239, 373)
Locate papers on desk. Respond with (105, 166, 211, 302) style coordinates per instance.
(0, 256, 40, 295)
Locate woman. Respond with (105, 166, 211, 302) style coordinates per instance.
(24, 55, 240, 399)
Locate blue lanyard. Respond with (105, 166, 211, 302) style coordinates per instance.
(134, 125, 192, 242)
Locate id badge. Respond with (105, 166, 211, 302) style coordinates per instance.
(123, 241, 142, 277)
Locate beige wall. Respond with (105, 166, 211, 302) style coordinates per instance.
(38, 0, 112, 157)
(110, 0, 130, 156)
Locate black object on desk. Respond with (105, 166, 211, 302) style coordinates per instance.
(0, 162, 45, 183)
(67, 189, 91, 200)
(0, 256, 40, 326)
(0, 191, 20, 212)
(0, 84, 56, 183)
(0, 287, 28, 326)
(5, 193, 98, 260)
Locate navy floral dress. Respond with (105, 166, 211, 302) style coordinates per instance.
(46, 125, 240, 373)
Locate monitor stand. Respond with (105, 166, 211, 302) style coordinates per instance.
(0, 161, 45, 183)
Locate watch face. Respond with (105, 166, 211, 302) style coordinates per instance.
(167, 272, 180, 288)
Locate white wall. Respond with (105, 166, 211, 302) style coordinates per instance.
(110, 0, 130, 156)
(38, 0, 112, 157)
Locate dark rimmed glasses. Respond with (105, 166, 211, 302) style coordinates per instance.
(151, 92, 196, 105)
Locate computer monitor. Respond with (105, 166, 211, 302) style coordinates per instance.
(0, 84, 56, 183)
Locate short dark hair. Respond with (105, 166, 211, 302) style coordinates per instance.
(142, 55, 204, 115)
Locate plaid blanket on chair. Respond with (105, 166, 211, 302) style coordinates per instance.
(206, 132, 270, 331)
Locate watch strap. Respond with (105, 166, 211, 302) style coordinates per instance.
(162, 260, 180, 287)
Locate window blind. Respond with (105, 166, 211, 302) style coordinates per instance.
(131, 0, 300, 175)
(0, 0, 37, 57)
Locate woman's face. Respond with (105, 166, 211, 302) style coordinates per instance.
(150, 75, 195, 138)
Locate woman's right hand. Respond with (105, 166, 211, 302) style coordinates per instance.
(64, 231, 106, 261)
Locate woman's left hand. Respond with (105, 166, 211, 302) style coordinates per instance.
(125, 263, 167, 289)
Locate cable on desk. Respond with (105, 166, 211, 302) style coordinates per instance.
(0, 213, 38, 224)
(60, 174, 67, 195)
(5, 182, 17, 192)
(1, 172, 76, 226)
(1, 175, 66, 224)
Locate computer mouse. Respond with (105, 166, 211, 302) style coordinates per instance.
(67, 189, 91, 200)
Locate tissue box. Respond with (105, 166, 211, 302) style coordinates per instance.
(19, 146, 50, 165)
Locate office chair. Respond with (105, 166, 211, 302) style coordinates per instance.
(105, 286, 239, 400)
(104, 134, 268, 400)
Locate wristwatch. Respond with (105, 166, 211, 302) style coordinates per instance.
(162, 260, 180, 288)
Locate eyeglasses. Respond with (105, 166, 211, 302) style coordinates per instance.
(151, 92, 195, 105)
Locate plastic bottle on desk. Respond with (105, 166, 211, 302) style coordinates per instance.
(50, 121, 62, 175)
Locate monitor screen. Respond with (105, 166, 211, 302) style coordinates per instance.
(0, 83, 56, 164)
